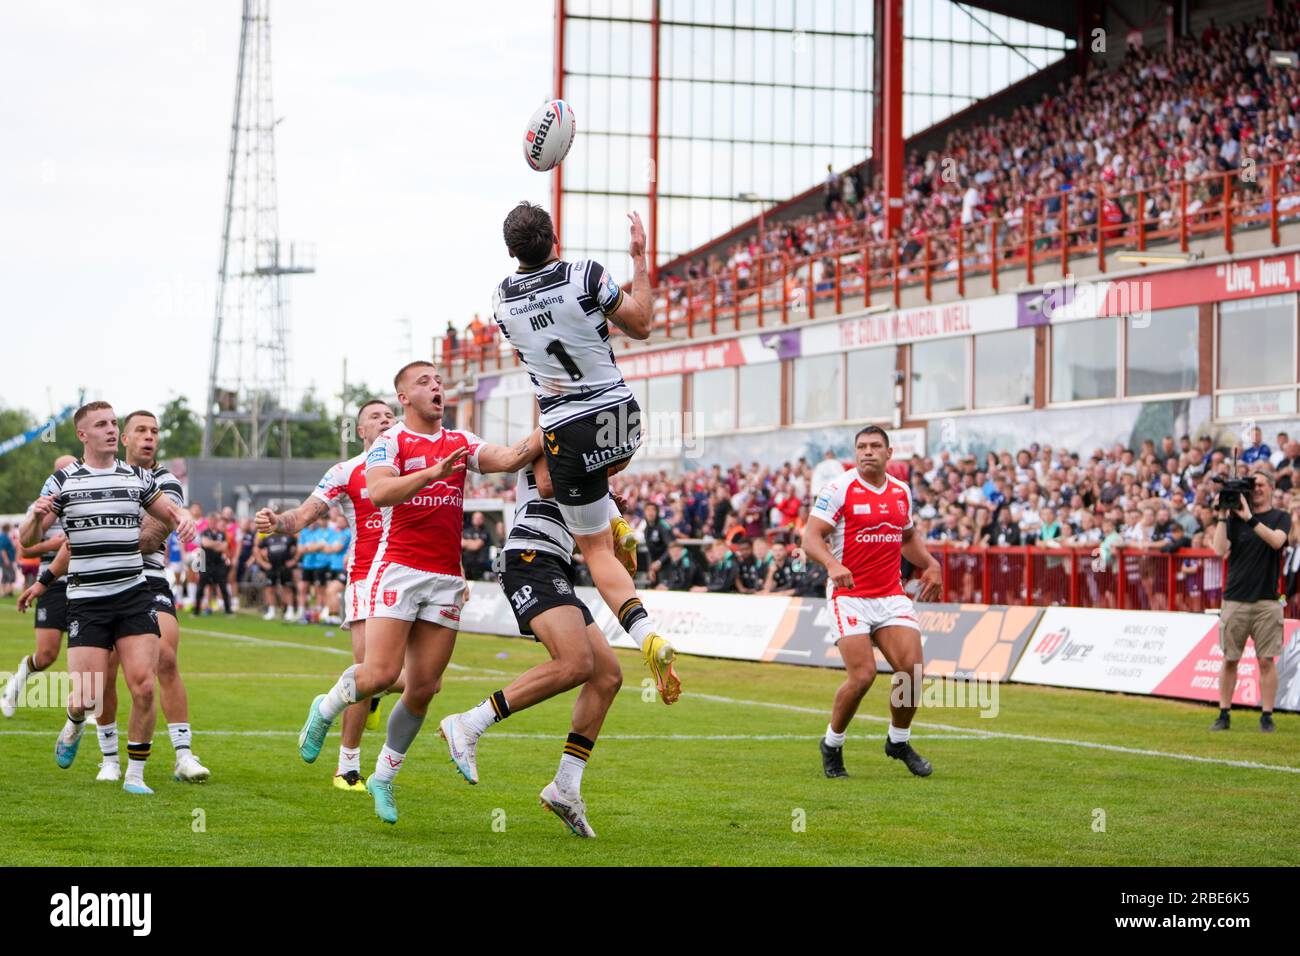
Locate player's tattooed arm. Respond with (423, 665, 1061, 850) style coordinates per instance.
(255, 497, 328, 536)
(607, 211, 653, 340)
(138, 515, 172, 555)
(144, 493, 195, 544)
(476, 428, 543, 474)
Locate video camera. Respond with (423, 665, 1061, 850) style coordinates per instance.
(1211, 473, 1254, 511)
(1212, 448, 1255, 512)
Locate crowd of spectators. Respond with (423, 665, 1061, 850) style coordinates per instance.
(659, 8, 1300, 315)
(462, 424, 1300, 613)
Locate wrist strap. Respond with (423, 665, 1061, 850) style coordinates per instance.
(38, 569, 56, 588)
(1247, 514, 1261, 528)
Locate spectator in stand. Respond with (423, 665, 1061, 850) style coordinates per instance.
(639, 501, 676, 574)
(694, 539, 739, 593)
(811, 449, 846, 497)
(656, 540, 701, 591)
(443, 321, 459, 363)
(734, 535, 768, 593)
(461, 511, 494, 581)
(1242, 426, 1272, 465)
(763, 539, 798, 595)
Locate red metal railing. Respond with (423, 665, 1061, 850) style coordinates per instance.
(437, 161, 1300, 374)
(912, 545, 1228, 612)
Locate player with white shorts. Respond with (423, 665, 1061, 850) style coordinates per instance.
(257, 399, 399, 791)
(296, 360, 541, 824)
(802, 425, 942, 779)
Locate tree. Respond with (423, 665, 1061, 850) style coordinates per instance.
(0, 406, 84, 514)
(158, 395, 203, 459)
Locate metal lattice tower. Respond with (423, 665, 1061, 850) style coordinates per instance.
(203, 0, 314, 458)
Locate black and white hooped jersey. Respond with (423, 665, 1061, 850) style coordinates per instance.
(44, 460, 162, 600)
(492, 258, 635, 430)
(504, 465, 576, 564)
(142, 463, 184, 580)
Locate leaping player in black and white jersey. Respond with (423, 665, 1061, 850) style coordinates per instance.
(18, 401, 195, 795)
(491, 202, 680, 704)
(438, 455, 626, 836)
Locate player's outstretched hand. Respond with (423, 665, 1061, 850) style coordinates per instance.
(254, 507, 277, 535)
(829, 561, 855, 591)
(427, 446, 470, 482)
(17, 582, 45, 614)
(627, 211, 646, 259)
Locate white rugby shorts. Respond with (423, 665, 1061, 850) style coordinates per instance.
(365, 561, 466, 629)
(828, 593, 919, 642)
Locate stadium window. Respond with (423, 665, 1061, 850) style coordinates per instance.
(1124, 306, 1199, 397)
(793, 353, 845, 424)
(506, 395, 533, 445)
(974, 328, 1033, 409)
(910, 337, 969, 415)
(647, 373, 683, 455)
(1215, 295, 1297, 419)
(738, 362, 781, 429)
(692, 367, 736, 435)
(478, 397, 508, 448)
(845, 347, 895, 421)
(1050, 317, 1119, 403)
(1218, 295, 1295, 390)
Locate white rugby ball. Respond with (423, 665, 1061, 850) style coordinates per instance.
(523, 99, 576, 172)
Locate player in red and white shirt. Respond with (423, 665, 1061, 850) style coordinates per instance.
(802, 425, 942, 780)
(297, 360, 541, 825)
(256, 398, 397, 792)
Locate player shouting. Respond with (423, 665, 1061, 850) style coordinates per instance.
(18, 402, 195, 794)
(256, 398, 397, 792)
(296, 361, 540, 824)
(491, 201, 679, 704)
(802, 425, 942, 779)
(438, 456, 627, 837)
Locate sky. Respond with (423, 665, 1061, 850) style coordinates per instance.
(0, 0, 558, 422)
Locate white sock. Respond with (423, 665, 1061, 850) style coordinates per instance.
(337, 746, 361, 774)
(14, 654, 32, 686)
(887, 724, 911, 745)
(373, 744, 405, 784)
(461, 698, 498, 738)
(318, 666, 357, 720)
(823, 724, 847, 748)
(628, 617, 655, 651)
(61, 713, 86, 744)
(125, 742, 149, 781)
(96, 722, 119, 761)
(555, 754, 587, 797)
(168, 722, 192, 754)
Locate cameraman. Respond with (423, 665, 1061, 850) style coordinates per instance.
(1210, 470, 1289, 732)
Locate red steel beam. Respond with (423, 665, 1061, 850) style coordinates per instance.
(648, 0, 660, 284)
(878, 0, 905, 237)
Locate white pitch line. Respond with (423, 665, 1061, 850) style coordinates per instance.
(685, 691, 1300, 776)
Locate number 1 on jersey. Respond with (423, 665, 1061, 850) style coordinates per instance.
(546, 339, 584, 382)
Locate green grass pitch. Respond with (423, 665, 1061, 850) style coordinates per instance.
(0, 598, 1296, 866)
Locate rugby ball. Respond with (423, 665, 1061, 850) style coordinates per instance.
(523, 99, 576, 172)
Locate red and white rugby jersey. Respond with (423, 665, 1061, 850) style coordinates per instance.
(311, 451, 381, 584)
(809, 468, 913, 599)
(364, 423, 484, 576)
